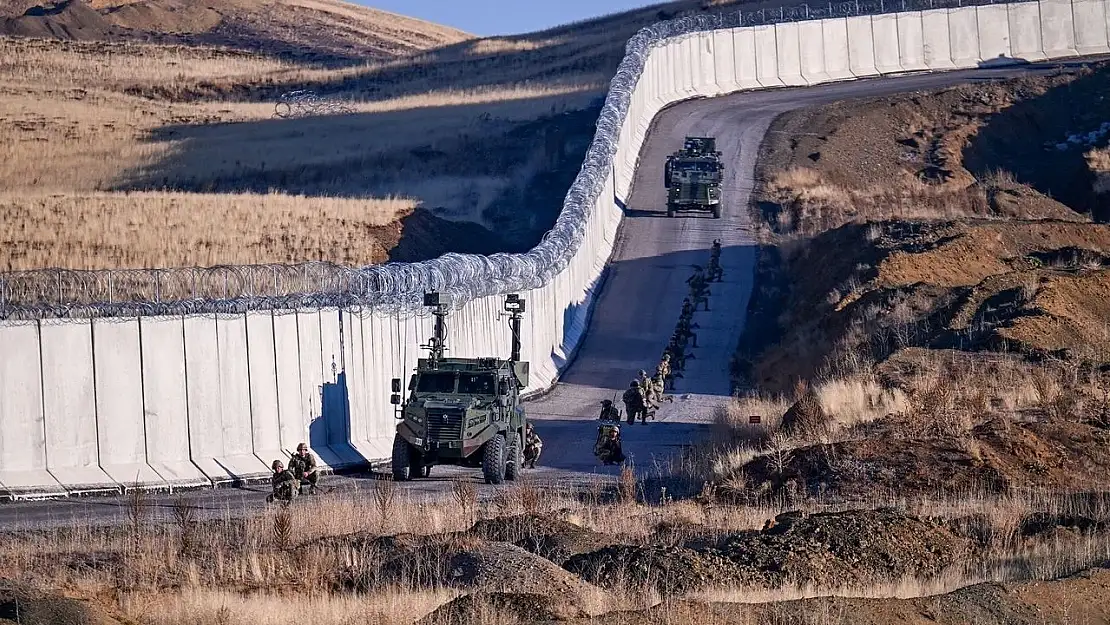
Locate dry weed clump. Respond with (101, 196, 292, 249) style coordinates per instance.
(1088, 147, 1110, 195)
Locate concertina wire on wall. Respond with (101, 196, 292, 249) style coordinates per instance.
(0, 0, 1022, 321)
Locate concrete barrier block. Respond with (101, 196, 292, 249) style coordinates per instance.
(93, 318, 165, 488)
(921, 9, 957, 69)
(245, 311, 285, 469)
(798, 20, 831, 84)
(184, 315, 249, 482)
(847, 15, 878, 77)
(872, 14, 903, 74)
(271, 311, 304, 458)
(294, 309, 328, 463)
(0, 322, 63, 498)
(1073, 0, 1110, 54)
(822, 18, 855, 80)
(1008, 1, 1047, 61)
(948, 6, 982, 67)
(319, 308, 362, 467)
(712, 29, 740, 92)
(753, 25, 784, 87)
(216, 314, 269, 475)
(775, 22, 807, 85)
(40, 320, 116, 494)
(733, 27, 763, 89)
(139, 316, 209, 488)
(897, 12, 929, 71)
(344, 309, 388, 461)
(1040, 0, 1078, 56)
(698, 32, 721, 96)
(977, 5, 1013, 62)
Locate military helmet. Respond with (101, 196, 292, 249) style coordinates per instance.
(601, 399, 612, 406)
(638, 369, 647, 377)
(297, 442, 308, 452)
(662, 353, 671, 360)
(630, 379, 639, 387)
(272, 459, 284, 471)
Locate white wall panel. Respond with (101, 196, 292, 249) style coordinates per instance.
(1040, 0, 1079, 56)
(1073, 0, 1110, 53)
(977, 5, 1013, 61)
(897, 12, 929, 71)
(93, 318, 163, 487)
(872, 14, 903, 73)
(822, 18, 855, 79)
(140, 316, 208, 488)
(295, 310, 325, 463)
(712, 29, 739, 92)
(0, 322, 60, 496)
(1009, 2, 1047, 60)
(39, 320, 113, 492)
(799, 20, 830, 83)
(245, 311, 284, 468)
(847, 15, 879, 76)
(733, 27, 763, 89)
(214, 314, 267, 476)
(319, 308, 361, 466)
(948, 6, 982, 66)
(753, 25, 783, 87)
(921, 9, 957, 69)
(775, 22, 806, 85)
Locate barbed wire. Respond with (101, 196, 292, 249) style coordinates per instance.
(0, 0, 1037, 321)
(273, 90, 355, 118)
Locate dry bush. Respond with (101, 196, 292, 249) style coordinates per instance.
(1087, 147, 1110, 195)
(814, 375, 909, 429)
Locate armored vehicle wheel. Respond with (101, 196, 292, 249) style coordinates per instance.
(482, 434, 507, 485)
(712, 205, 721, 219)
(505, 432, 522, 481)
(391, 434, 416, 481)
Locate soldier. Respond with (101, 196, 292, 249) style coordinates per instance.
(638, 369, 653, 393)
(288, 442, 319, 495)
(680, 297, 694, 321)
(597, 428, 625, 465)
(622, 380, 646, 425)
(599, 399, 621, 421)
(268, 459, 298, 504)
(524, 423, 543, 469)
(652, 372, 672, 406)
(656, 352, 673, 390)
(708, 239, 724, 282)
(675, 316, 699, 348)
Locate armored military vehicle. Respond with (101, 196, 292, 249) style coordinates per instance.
(390, 292, 530, 484)
(664, 136, 723, 219)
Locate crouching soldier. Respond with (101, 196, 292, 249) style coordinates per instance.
(288, 442, 319, 495)
(597, 428, 626, 465)
(599, 399, 621, 422)
(268, 459, 298, 504)
(523, 423, 543, 469)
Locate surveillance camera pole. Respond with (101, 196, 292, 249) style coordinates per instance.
(423, 292, 449, 367)
(504, 294, 526, 363)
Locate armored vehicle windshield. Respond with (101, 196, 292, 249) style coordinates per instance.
(416, 372, 456, 393)
(458, 372, 497, 395)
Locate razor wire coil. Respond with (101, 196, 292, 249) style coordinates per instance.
(273, 90, 355, 118)
(0, 0, 1032, 321)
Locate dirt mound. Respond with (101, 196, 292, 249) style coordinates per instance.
(564, 544, 743, 595)
(1, 1, 116, 40)
(2, 0, 470, 62)
(468, 514, 614, 565)
(419, 591, 589, 625)
(715, 509, 971, 587)
(0, 582, 121, 625)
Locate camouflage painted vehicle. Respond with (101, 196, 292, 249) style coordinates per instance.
(664, 136, 724, 219)
(390, 292, 530, 485)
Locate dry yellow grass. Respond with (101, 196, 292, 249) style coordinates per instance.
(0, 34, 607, 270)
(0, 191, 414, 270)
(1089, 147, 1110, 194)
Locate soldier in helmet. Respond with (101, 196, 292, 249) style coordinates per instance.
(688, 267, 710, 311)
(288, 442, 319, 495)
(675, 316, 699, 348)
(657, 352, 673, 390)
(708, 239, 724, 282)
(651, 372, 672, 406)
(268, 459, 298, 504)
(622, 379, 646, 425)
(599, 399, 621, 422)
(680, 297, 694, 321)
(523, 423, 543, 469)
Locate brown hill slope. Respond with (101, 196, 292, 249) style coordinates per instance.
(0, 0, 472, 61)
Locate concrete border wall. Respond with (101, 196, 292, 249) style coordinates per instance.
(0, 0, 1105, 498)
